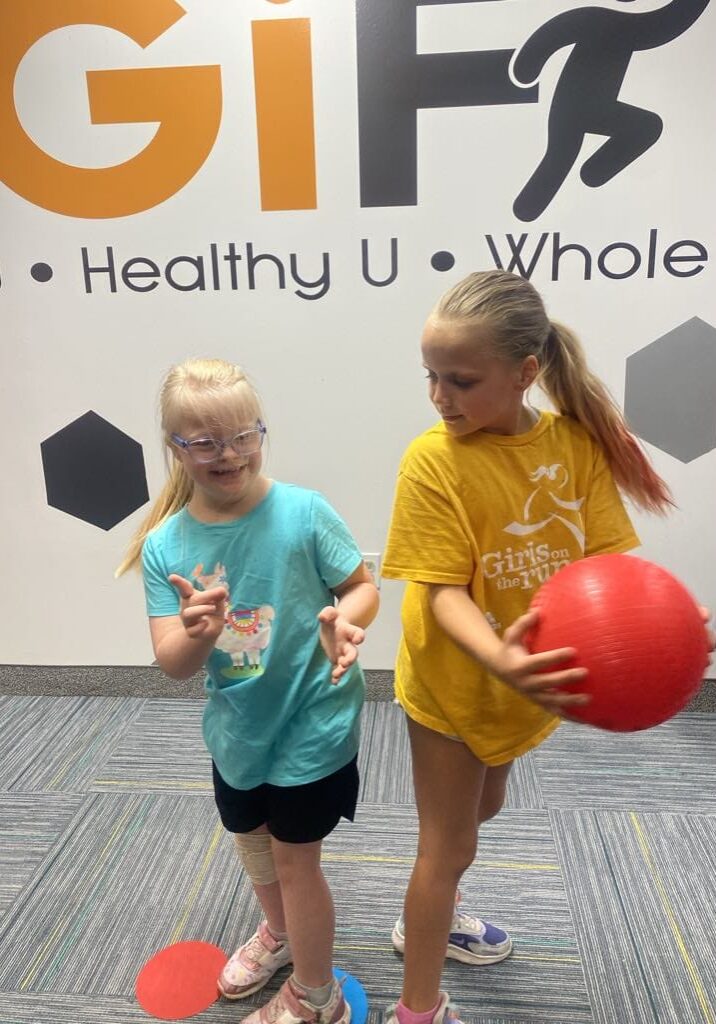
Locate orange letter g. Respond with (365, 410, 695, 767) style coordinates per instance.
(0, 0, 222, 218)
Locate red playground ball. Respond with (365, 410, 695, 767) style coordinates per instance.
(527, 554, 709, 732)
(136, 941, 227, 1020)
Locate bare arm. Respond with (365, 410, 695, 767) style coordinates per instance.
(428, 583, 589, 713)
(333, 562, 380, 629)
(318, 562, 380, 683)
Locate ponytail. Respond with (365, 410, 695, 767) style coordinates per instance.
(115, 459, 194, 576)
(540, 322, 674, 514)
(432, 270, 673, 513)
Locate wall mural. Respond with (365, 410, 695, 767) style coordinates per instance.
(2, 0, 713, 662)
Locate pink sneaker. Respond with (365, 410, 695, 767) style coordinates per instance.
(243, 975, 351, 1024)
(386, 992, 462, 1024)
(218, 921, 292, 999)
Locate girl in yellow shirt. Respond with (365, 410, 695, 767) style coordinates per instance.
(382, 269, 710, 1024)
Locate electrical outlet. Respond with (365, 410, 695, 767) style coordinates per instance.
(362, 552, 381, 588)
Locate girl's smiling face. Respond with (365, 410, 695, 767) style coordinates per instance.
(170, 403, 268, 519)
(421, 318, 539, 437)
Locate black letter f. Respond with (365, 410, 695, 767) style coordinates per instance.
(356, 0, 537, 207)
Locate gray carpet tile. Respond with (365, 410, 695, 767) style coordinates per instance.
(2, 694, 715, 1023)
(322, 806, 592, 1022)
(358, 703, 414, 804)
(0, 794, 83, 919)
(535, 713, 716, 812)
(503, 750, 544, 811)
(0, 993, 161, 1023)
(91, 699, 212, 794)
(0, 992, 265, 1023)
(0, 695, 75, 790)
(0, 696, 141, 793)
(551, 809, 716, 1024)
(0, 994, 409, 1024)
(0, 793, 236, 996)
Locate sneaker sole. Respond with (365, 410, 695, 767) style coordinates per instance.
(217, 957, 293, 1000)
(445, 938, 513, 965)
(391, 926, 513, 966)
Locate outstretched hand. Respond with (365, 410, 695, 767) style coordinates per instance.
(318, 606, 366, 684)
(492, 608, 590, 715)
(168, 574, 228, 642)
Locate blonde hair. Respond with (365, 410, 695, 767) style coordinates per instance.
(433, 270, 673, 514)
(116, 358, 263, 575)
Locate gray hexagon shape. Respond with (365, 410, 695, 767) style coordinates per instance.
(625, 317, 716, 463)
(41, 411, 149, 530)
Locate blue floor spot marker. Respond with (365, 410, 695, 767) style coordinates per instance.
(334, 968, 368, 1024)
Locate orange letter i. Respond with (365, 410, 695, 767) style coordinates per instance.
(252, 2, 317, 211)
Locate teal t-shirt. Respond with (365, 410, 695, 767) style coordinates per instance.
(142, 481, 365, 789)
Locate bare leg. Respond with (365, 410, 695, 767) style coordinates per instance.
(253, 880, 287, 934)
(477, 761, 513, 827)
(272, 837, 334, 989)
(401, 719, 487, 1012)
(452, 760, 513, 918)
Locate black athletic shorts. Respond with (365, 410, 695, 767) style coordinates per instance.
(212, 756, 359, 844)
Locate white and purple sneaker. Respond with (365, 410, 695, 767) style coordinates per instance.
(392, 907, 512, 966)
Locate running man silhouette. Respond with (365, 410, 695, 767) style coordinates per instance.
(511, 0, 709, 221)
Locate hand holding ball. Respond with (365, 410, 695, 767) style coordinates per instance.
(526, 554, 710, 731)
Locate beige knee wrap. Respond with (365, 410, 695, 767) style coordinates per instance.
(234, 831, 278, 885)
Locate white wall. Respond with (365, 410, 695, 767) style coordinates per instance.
(2, 0, 714, 668)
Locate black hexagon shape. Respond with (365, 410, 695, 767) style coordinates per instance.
(41, 411, 149, 530)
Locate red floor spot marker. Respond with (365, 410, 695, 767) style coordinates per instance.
(136, 941, 227, 1020)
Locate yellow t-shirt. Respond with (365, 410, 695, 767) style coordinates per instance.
(382, 411, 640, 765)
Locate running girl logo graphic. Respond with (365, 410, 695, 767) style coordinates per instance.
(481, 464, 585, 594)
(0, 0, 709, 220)
(504, 464, 586, 550)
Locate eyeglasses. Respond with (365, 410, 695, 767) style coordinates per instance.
(171, 422, 267, 463)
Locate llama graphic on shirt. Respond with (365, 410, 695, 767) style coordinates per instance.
(192, 562, 275, 679)
(504, 464, 585, 551)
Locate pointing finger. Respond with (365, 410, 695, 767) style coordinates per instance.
(168, 574, 195, 600)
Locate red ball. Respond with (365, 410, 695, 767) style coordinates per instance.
(526, 554, 709, 731)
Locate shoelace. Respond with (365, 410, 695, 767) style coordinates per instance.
(453, 910, 486, 937)
(453, 893, 486, 937)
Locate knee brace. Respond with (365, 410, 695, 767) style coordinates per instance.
(234, 831, 278, 886)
